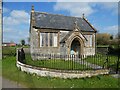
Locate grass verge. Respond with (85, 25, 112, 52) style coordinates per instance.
(2, 56, 119, 88)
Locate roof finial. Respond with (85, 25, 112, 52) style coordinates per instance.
(74, 19, 79, 31)
(82, 13, 85, 18)
(74, 20, 77, 28)
(32, 5, 34, 11)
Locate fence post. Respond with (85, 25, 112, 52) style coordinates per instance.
(106, 53, 109, 69)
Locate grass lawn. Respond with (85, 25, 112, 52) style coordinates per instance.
(85, 54, 119, 70)
(2, 56, 120, 88)
(25, 53, 119, 71)
(2, 46, 120, 88)
(2, 46, 16, 56)
(97, 45, 109, 48)
(25, 54, 92, 70)
(2, 46, 29, 56)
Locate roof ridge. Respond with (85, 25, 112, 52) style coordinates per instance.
(83, 18, 97, 32)
(34, 11, 82, 19)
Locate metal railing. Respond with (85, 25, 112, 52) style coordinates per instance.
(16, 48, 119, 73)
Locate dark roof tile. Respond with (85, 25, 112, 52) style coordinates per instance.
(34, 12, 94, 31)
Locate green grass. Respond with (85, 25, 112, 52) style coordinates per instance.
(2, 46, 16, 56)
(84, 54, 119, 70)
(2, 56, 120, 88)
(25, 54, 91, 70)
(2, 46, 120, 88)
(2, 46, 29, 56)
(24, 53, 119, 71)
(97, 45, 120, 48)
(97, 45, 109, 47)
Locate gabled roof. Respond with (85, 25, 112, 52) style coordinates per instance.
(33, 11, 96, 32)
(60, 31, 73, 43)
(60, 31, 87, 43)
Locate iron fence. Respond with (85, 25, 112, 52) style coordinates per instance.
(17, 49, 119, 72)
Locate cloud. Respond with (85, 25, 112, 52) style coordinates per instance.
(3, 27, 29, 43)
(3, 7, 10, 13)
(54, 2, 118, 17)
(3, 10, 30, 26)
(103, 25, 118, 35)
(3, 10, 30, 43)
(54, 2, 96, 17)
(98, 2, 118, 15)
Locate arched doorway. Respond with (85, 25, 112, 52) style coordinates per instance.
(70, 38, 80, 55)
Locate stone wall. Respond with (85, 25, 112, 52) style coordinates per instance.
(97, 47, 108, 54)
(59, 31, 69, 41)
(84, 47, 95, 56)
(16, 60, 109, 79)
(30, 27, 96, 60)
(30, 28, 39, 52)
(30, 28, 69, 60)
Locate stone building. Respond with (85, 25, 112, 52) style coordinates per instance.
(30, 6, 97, 60)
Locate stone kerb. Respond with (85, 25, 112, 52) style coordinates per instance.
(16, 60, 109, 79)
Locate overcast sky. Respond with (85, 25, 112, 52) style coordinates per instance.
(3, 1, 118, 44)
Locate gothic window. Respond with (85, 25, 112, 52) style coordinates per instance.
(40, 33, 45, 47)
(40, 32, 58, 47)
(45, 33, 48, 46)
(53, 33, 58, 47)
(50, 33, 53, 46)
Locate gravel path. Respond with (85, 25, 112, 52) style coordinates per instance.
(0, 76, 27, 88)
(75, 59, 103, 69)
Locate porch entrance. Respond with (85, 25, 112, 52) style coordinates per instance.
(70, 38, 80, 55)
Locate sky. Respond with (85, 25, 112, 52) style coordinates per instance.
(3, 1, 118, 44)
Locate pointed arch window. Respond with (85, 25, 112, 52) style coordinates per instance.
(40, 32, 58, 47)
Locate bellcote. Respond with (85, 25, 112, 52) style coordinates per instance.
(31, 5, 34, 13)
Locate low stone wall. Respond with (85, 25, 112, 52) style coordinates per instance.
(97, 47, 108, 54)
(16, 60, 109, 79)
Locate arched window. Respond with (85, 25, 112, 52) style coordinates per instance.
(40, 32, 58, 47)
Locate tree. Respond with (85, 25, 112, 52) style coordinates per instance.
(21, 39, 25, 46)
(96, 33, 111, 45)
(110, 35, 113, 40)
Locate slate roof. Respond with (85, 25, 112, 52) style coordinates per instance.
(60, 31, 88, 43)
(33, 12, 96, 32)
